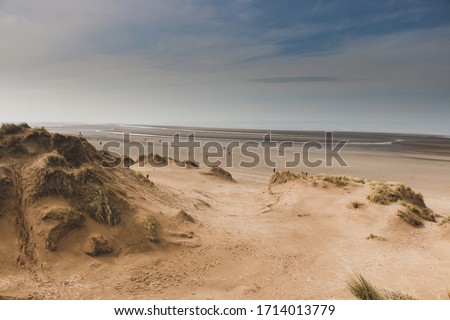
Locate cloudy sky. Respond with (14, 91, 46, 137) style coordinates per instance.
(1, 0, 449, 133)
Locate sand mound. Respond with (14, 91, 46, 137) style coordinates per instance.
(269, 171, 365, 188)
(269, 171, 436, 228)
(201, 166, 235, 182)
(366, 182, 435, 227)
(0, 124, 182, 265)
(137, 153, 199, 168)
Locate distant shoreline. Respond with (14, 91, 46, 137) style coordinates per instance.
(36, 123, 450, 157)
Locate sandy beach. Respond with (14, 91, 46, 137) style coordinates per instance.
(0, 123, 449, 300)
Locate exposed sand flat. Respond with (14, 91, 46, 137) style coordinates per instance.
(1, 124, 449, 300)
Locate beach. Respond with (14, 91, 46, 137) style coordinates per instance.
(1, 123, 449, 300)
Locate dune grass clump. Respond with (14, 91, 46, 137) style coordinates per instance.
(85, 234, 113, 256)
(51, 133, 95, 166)
(401, 203, 435, 222)
(321, 175, 351, 187)
(269, 171, 303, 186)
(367, 185, 400, 205)
(34, 168, 75, 199)
(350, 201, 364, 209)
(74, 167, 103, 186)
(184, 160, 199, 168)
(396, 202, 435, 227)
(367, 184, 425, 207)
(45, 153, 67, 167)
(347, 273, 417, 300)
(347, 273, 384, 300)
(439, 216, 450, 226)
(85, 188, 126, 226)
(144, 214, 160, 242)
(367, 182, 433, 227)
(138, 153, 169, 167)
(352, 177, 367, 184)
(0, 123, 30, 135)
(397, 210, 424, 227)
(395, 185, 426, 207)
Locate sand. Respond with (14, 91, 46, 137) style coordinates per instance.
(1, 124, 449, 300)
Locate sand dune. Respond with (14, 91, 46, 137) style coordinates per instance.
(1, 124, 449, 300)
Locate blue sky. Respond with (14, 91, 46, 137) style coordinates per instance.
(1, 0, 449, 133)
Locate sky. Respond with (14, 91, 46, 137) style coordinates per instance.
(1, 0, 450, 134)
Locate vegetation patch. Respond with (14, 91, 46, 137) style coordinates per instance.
(0, 123, 30, 135)
(366, 234, 386, 241)
(321, 175, 351, 187)
(350, 201, 365, 209)
(45, 152, 68, 167)
(85, 188, 127, 226)
(397, 210, 424, 228)
(367, 183, 425, 207)
(145, 215, 160, 242)
(33, 168, 76, 199)
(269, 171, 303, 186)
(347, 273, 417, 300)
(84, 234, 113, 256)
(439, 216, 450, 226)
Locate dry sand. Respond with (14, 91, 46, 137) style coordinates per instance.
(1, 124, 449, 300)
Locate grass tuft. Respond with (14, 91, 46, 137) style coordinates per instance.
(350, 201, 364, 209)
(85, 234, 113, 256)
(347, 273, 417, 300)
(85, 188, 126, 226)
(397, 210, 424, 227)
(269, 171, 303, 185)
(439, 216, 450, 226)
(0, 123, 30, 135)
(45, 153, 67, 167)
(321, 175, 350, 187)
(347, 273, 384, 300)
(144, 215, 160, 242)
(367, 183, 425, 207)
(33, 168, 75, 199)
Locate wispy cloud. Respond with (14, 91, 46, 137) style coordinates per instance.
(249, 76, 340, 83)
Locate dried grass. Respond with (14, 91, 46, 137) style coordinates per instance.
(85, 234, 112, 256)
(367, 184, 425, 207)
(145, 215, 160, 242)
(347, 273, 417, 300)
(350, 201, 364, 209)
(397, 210, 424, 227)
(33, 168, 75, 199)
(85, 188, 126, 226)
